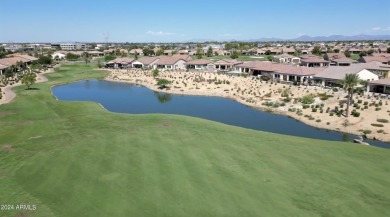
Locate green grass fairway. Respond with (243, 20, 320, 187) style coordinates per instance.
(0, 63, 389, 217)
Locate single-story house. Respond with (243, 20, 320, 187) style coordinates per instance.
(368, 79, 390, 94)
(0, 54, 38, 72)
(214, 59, 242, 71)
(256, 48, 266, 55)
(300, 55, 330, 67)
(314, 65, 379, 87)
(131, 57, 160, 69)
(7, 54, 38, 62)
(236, 61, 324, 82)
(330, 57, 358, 66)
(377, 47, 388, 53)
(325, 53, 357, 66)
(188, 50, 197, 56)
(129, 49, 143, 56)
(103, 49, 115, 55)
(347, 48, 362, 54)
(301, 49, 310, 55)
(0, 64, 9, 75)
(105, 57, 135, 69)
(357, 61, 390, 78)
(272, 65, 325, 82)
(185, 59, 213, 70)
(269, 48, 282, 55)
(282, 47, 296, 54)
(178, 50, 189, 55)
(154, 54, 192, 70)
(273, 54, 301, 64)
(359, 55, 389, 64)
(163, 50, 173, 56)
(87, 51, 104, 56)
(214, 49, 231, 56)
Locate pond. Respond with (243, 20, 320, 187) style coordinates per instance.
(52, 80, 390, 148)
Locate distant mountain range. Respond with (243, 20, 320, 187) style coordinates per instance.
(248, 34, 390, 42)
(186, 35, 390, 43)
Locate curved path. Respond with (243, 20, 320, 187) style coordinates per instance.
(0, 66, 56, 105)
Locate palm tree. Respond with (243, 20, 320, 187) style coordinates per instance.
(339, 73, 360, 117)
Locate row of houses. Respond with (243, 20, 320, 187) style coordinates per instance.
(105, 54, 390, 94)
(105, 54, 192, 70)
(51, 50, 105, 59)
(0, 54, 38, 74)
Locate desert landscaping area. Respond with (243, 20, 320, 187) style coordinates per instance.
(1, 0, 390, 216)
(107, 68, 390, 142)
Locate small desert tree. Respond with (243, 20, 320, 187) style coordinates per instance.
(339, 73, 360, 117)
(21, 72, 37, 90)
(152, 69, 159, 78)
(230, 51, 239, 59)
(312, 46, 321, 55)
(156, 49, 164, 56)
(157, 79, 171, 89)
(83, 52, 90, 65)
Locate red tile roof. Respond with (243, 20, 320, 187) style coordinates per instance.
(135, 57, 159, 65)
(368, 78, 390, 86)
(185, 59, 212, 65)
(214, 59, 242, 66)
(359, 56, 389, 63)
(156, 54, 192, 65)
(109, 57, 135, 64)
(238, 61, 325, 76)
(0, 64, 9, 70)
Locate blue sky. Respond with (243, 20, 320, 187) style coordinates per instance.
(1, 0, 390, 42)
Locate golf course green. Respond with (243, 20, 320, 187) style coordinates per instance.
(0, 63, 389, 217)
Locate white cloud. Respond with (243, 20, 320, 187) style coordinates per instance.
(371, 27, 390, 32)
(146, 30, 175, 36)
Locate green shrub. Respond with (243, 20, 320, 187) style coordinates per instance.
(312, 108, 317, 112)
(316, 119, 321, 122)
(363, 130, 372, 134)
(352, 111, 360, 117)
(371, 123, 384, 127)
(377, 119, 389, 123)
(332, 87, 338, 92)
(375, 108, 381, 111)
(300, 94, 315, 104)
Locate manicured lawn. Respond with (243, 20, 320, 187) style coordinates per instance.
(0, 63, 389, 217)
(350, 54, 360, 60)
